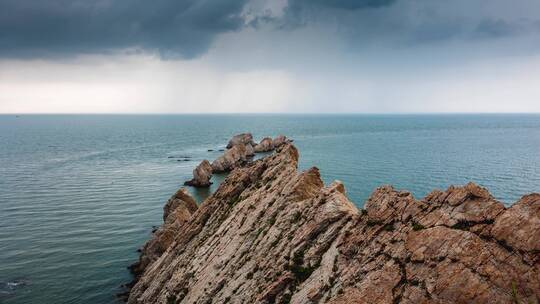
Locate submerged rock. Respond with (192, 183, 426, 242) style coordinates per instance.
(128, 143, 540, 304)
(184, 160, 213, 187)
(211, 144, 248, 173)
(168, 155, 192, 159)
(0, 279, 29, 298)
(254, 137, 274, 152)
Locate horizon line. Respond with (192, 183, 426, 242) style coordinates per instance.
(1, 112, 540, 116)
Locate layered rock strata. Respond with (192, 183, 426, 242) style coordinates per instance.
(130, 143, 540, 304)
(129, 188, 198, 280)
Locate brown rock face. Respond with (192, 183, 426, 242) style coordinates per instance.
(129, 188, 198, 280)
(244, 142, 255, 157)
(184, 160, 213, 187)
(226, 133, 256, 149)
(272, 135, 290, 148)
(128, 144, 540, 304)
(211, 144, 249, 173)
(254, 137, 274, 153)
(492, 193, 540, 254)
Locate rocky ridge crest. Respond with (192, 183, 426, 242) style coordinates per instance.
(129, 143, 539, 304)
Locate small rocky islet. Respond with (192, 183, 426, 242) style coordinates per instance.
(127, 134, 540, 304)
(183, 133, 291, 187)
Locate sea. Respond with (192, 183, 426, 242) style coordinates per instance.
(1, 114, 539, 303)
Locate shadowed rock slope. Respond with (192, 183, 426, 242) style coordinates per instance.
(129, 188, 199, 280)
(128, 144, 540, 304)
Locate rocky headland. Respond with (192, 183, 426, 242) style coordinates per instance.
(129, 137, 539, 304)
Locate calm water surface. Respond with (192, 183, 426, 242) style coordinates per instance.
(1, 114, 539, 303)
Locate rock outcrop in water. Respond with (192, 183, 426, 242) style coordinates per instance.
(185, 134, 278, 187)
(210, 133, 257, 174)
(226, 133, 255, 157)
(212, 133, 260, 172)
(184, 160, 213, 187)
(211, 144, 249, 173)
(253, 135, 291, 153)
(254, 137, 274, 153)
(226, 133, 256, 149)
(129, 143, 540, 304)
(272, 135, 291, 148)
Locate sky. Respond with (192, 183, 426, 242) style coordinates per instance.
(1, 0, 540, 113)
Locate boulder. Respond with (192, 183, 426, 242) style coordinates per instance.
(254, 137, 274, 152)
(211, 144, 248, 173)
(184, 160, 213, 187)
(272, 134, 290, 148)
(226, 133, 255, 149)
(244, 142, 255, 157)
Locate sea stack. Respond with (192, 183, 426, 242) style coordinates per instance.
(184, 160, 213, 187)
(128, 141, 540, 304)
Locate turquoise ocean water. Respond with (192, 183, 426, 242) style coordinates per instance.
(1, 114, 539, 303)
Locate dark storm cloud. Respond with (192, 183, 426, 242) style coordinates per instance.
(1, 0, 539, 59)
(475, 19, 517, 38)
(277, 0, 540, 49)
(288, 0, 396, 11)
(0, 0, 249, 58)
(280, 0, 397, 27)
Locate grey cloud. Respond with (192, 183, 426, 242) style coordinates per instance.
(475, 19, 518, 38)
(0, 0, 249, 59)
(287, 0, 396, 11)
(280, 0, 397, 27)
(270, 0, 540, 49)
(1, 0, 540, 60)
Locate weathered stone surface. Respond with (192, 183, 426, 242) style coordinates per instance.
(184, 160, 213, 187)
(128, 143, 540, 304)
(211, 144, 248, 173)
(492, 193, 540, 254)
(245, 142, 255, 157)
(129, 188, 197, 280)
(226, 133, 255, 149)
(254, 137, 274, 152)
(272, 134, 290, 148)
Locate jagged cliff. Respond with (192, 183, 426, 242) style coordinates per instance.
(128, 143, 540, 304)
